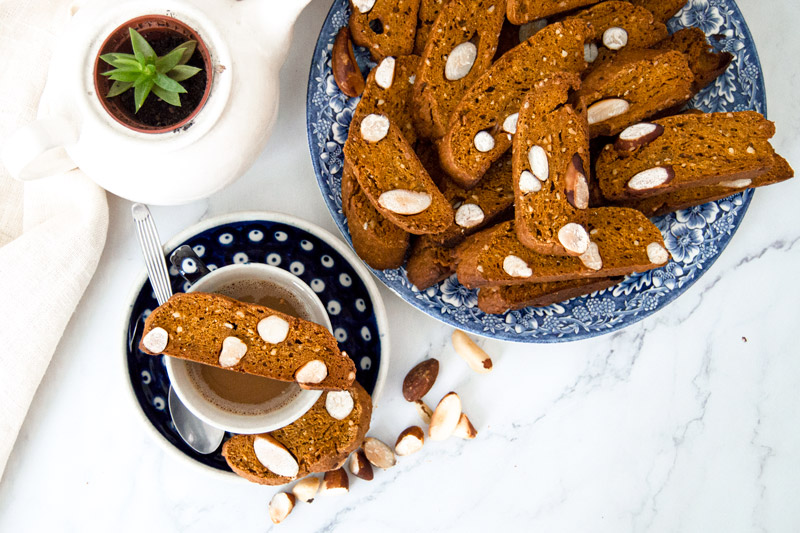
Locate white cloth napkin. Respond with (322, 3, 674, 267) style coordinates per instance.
(0, 1, 108, 479)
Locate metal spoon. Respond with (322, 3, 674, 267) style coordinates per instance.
(132, 203, 225, 454)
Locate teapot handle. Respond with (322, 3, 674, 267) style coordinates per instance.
(1, 117, 79, 181)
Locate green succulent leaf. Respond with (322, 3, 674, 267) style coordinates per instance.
(129, 28, 156, 63)
(152, 85, 182, 107)
(100, 52, 137, 66)
(173, 40, 197, 65)
(133, 77, 155, 112)
(154, 72, 187, 94)
(155, 47, 184, 74)
(107, 80, 133, 98)
(105, 69, 143, 82)
(108, 57, 143, 71)
(166, 64, 201, 82)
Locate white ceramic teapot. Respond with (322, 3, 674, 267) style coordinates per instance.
(1, 0, 314, 205)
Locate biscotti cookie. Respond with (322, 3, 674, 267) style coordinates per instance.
(595, 111, 777, 201)
(414, 0, 451, 55)
(405, 237, 457, 289)
(139, 293, 356, 391)
(628, 0, 686, 23)
(572, 48, 694, 138)
(345, 113, 453, 234)
(432, 152, 516, 247)
(222, 382, 372, 485)
(478, 276, 623, 313)
(439, 22, 589, 188)
(654, 27, 733, 95)
(412, 0, 506, 139)
(455, 219, 669, 288)
(342, 162, 410, 269)
(617, 152, 794, 217)
(349, 0, 421, 60)
(507, 0, 601, 24)
(352, 54, 420, 145)
(569, 1, 668, 64)
(512, 77, 590, 255)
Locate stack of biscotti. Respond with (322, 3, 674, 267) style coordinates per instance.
(336, 0, 793, 315)
(223, 382, 372, 485)
(139, 292, 356, 390)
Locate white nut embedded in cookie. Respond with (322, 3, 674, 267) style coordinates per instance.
(528, 145, 549, 181)
(579, 242, 603, 271)
(565, 154, 589, 210)
(474, 131, 495, 153)
(142, 327, 169, 353)
(374, 56, 395, 89)
(219, 336, 248, 368)
(325, 390, 354, 420)
(445, 41, 477, 81)
(291, 476, 320, 503)
(268, 492, 296, 524)
(587, 99, 630, 125)
(503, 255, 533, 278)
(584, 42, 599, 63)
(360, 114, 390, 142)
(455, 204, 485, 228)
(518, 170, 542, 193)
(720, 178, 752, 188)
(378, 189, 432, 215)
(503, 113, 519, 134)
(363, 437, 396, 469)
(257, 315, 290, 343)
(295, 360, 328, 385)
(253, 435, 299, 478)
(429, 392, 462, 441)
(627, 166, 675, 193)
(395, 426, 425, 456)
(602, 27, 628, 50)
(352, 0, 376, 13)
(647, 242, 670, 264)
(558, 223, 590, 255)
(615, 122, 664, 151)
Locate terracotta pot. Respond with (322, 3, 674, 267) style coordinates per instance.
(93, 15, 213, 134)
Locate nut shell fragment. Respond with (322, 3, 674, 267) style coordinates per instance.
(395, 426, 425, 456)
(429, 392, 462, 441)
(452, 413, 477, 440)
(402, 358, 439, 402)
(321, 468, 350, 495)
(363, 437, 397, 469)
(291, 476, 320, 503)
(349, 449, 374, 480)
(451, 330, 493, 374)
(269, 492, 296, 524)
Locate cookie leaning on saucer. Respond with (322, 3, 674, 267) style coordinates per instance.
(223, 382, 372, 485)
(139, 292, 356, 391)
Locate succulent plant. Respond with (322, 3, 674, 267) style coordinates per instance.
(100, 28, 202, 112)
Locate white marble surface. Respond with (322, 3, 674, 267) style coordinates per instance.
(2, 1, 800, 531)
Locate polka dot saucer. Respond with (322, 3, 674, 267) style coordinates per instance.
(122, 212, 389, 476)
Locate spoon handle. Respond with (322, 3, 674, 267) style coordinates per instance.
(132, 203, 173, 306)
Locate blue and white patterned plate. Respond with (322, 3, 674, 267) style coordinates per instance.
(306, 0, 766, 342)
(122, 212, 389, 475)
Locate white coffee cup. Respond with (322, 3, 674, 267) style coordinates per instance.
(165, 263, 329, 434)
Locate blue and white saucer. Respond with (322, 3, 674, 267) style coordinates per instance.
(122, 212, 389, 475)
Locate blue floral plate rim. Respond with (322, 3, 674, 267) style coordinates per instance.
(121, 211, 390, 478)
(306, 0, 767, 343)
